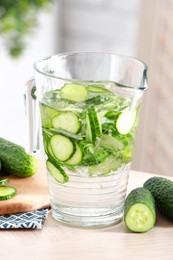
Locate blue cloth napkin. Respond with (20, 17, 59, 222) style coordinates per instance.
(0, 208, 49, 229)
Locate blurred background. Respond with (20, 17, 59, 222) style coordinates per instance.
(0, 0, 173, 177)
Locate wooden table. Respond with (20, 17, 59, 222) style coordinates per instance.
(0, 170, 172, 260)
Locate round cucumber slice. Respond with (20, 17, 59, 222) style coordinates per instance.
(52, 112, 80, 134)
(125, 203, 155, 233)
(0, 186, 17, 200)
(50, 134, 75, 162)
(116, 110, 136, 135)
(0, 179, 9, 185)
(60, 83, 88, 102)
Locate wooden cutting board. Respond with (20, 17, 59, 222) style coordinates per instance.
(0, 158, 50, 215)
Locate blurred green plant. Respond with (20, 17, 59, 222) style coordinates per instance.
(0, 0, 53, 58)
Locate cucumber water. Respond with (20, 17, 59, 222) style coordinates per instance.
(40, 83, 140, 183)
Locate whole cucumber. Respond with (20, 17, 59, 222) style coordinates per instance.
(0, 137, 38, 177)
(144, 176, 173, 220)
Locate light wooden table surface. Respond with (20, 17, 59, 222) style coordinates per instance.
(0, 170, 172, 260)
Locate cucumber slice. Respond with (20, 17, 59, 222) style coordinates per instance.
(89, 155, 121, 175)
(91, 107, 102, 136)
(40, 103, 59, 128)
(60, 104, 83, 113)
(124, 187, 156, 233)
(100, 135, 124, 151)
(102, 123, 118, 136)
(52, 111, 80, 134)
(65, 143, 82, 165)
(87, 84, 111, 93)
(0, 186, 17, 200)
(104, 110, 120, 120)
(86, 106, 102, 143)
(46, 160, 69, 184)
(85, 95, 109, 106)
(50, 128, 83, 140)
(50, 134, 75, 162)
(42, 127, 54, 138)
(60, 83, 88, 102)
(0, 179, 9, 185)
(81, 145, 110, 166)
(116, 110, 136, 135)
(86, 113, 94, 143)
(47, 143, 55, 159)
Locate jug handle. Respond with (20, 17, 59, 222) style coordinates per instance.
(25, 78, 41, 154)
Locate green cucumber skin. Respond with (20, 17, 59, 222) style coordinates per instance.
(0, 185, 17, 200)
(144, 177, 173, 219)
(47, 159, 69, 183)
(124, 187, 156, 231)
(0, 138, 38, 177)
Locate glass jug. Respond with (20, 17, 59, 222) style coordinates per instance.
(25, 52, 148, 227)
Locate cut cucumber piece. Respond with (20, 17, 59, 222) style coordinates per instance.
(65, 143, 82, 165)
(52, 111, 80, 134)
(100, 135, 124, 151)
(86, 113, 94, 143)
(60, 104, 83, 113)
(102, 123, 118, 136)
(0, 179, 9, 185)
(0, 186, 17, 200)
(87, 84, 111, 93)
(89, 155, 121, 175)
(46, 160, 69, 184)
(85, 95, 109, 106)
(40, 103, 59, 128)
(91, 107, 102, 136)
(47, 143, 55, 159)
(42, 127, 54, 138)
(104, 110, 120, 120)
(60, 83, 88, 102)
(81, 145, 110, 166)
(124, 187, 156, 233)
(86, 106, 102, 143)
(116, 110, 136, 135)
(50, 128, 83, 140)
(50, 134, 75, 162)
